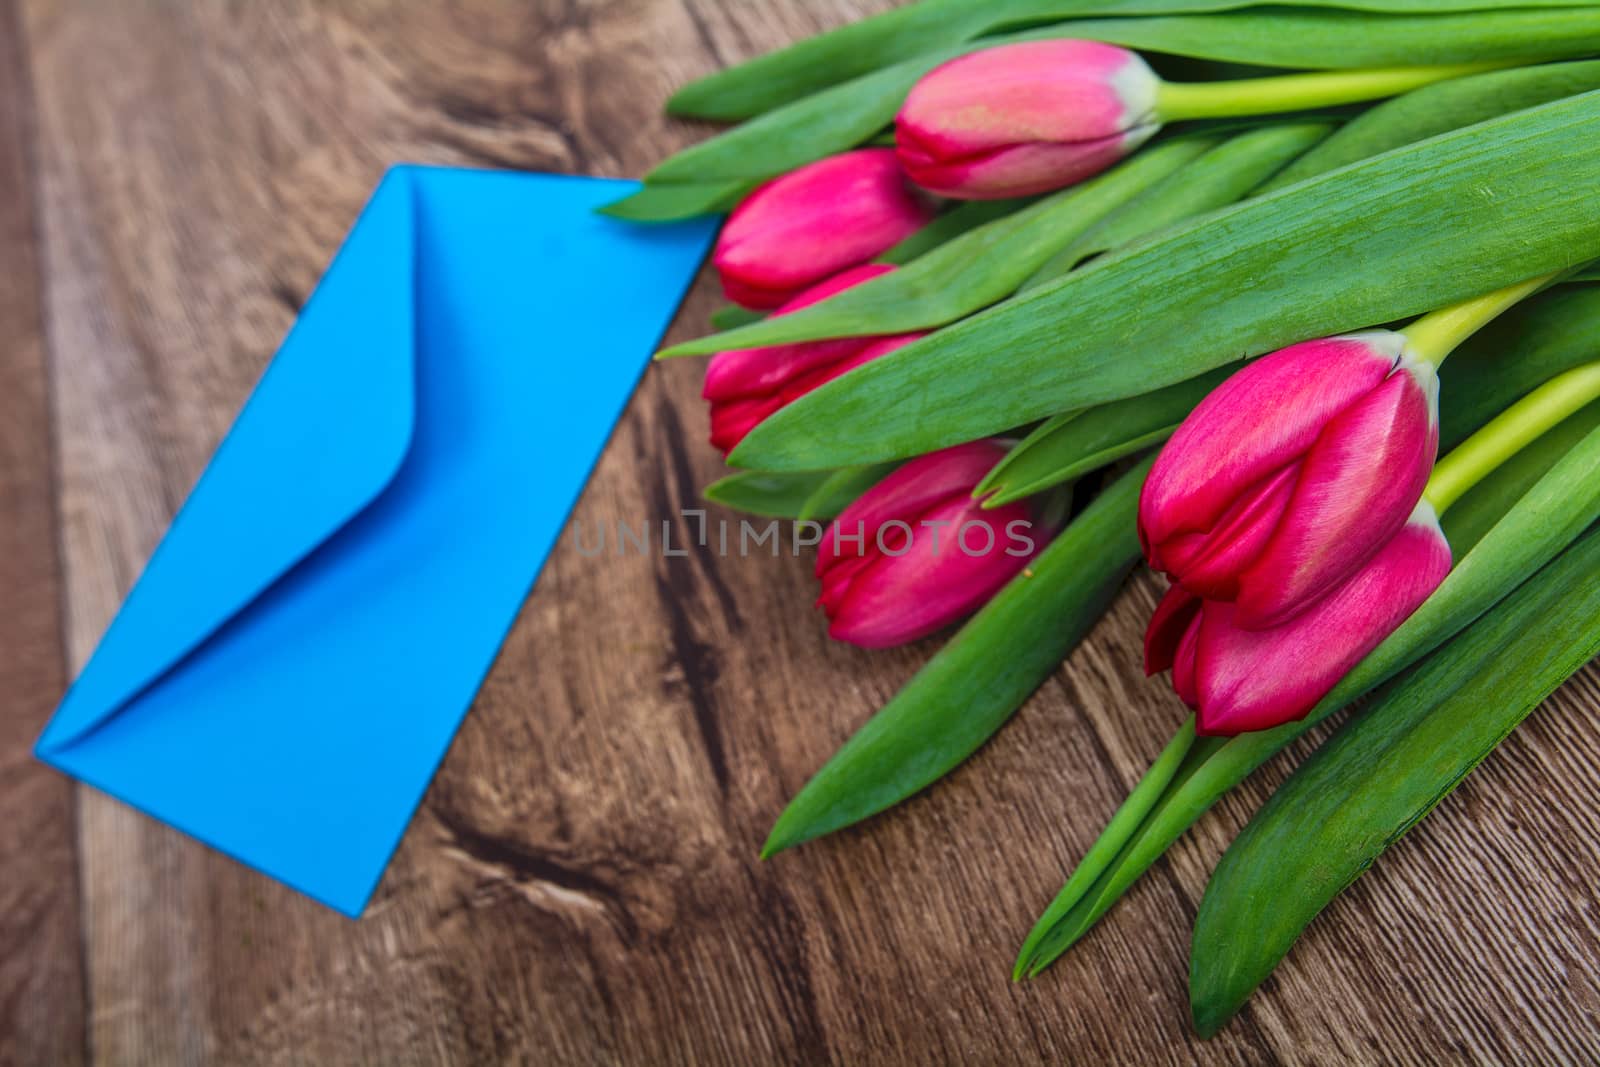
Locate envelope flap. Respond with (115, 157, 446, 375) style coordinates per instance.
(38, 168, 421, 752)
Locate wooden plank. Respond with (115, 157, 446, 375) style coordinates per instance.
(0, 1, 86, 1064)
(18, 0, 1600, 1062)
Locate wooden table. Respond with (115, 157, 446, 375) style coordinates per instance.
(4, 2, 1599, 1063)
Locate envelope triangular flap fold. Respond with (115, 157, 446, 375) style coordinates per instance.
(36, 167, 422, 753)
(36, 166, 718, 917)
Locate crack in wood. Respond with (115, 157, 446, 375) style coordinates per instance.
(648, 396, 733, 793)
(431, 805, 640, 940)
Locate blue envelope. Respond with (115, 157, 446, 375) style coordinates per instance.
(35, 166, 717, 916)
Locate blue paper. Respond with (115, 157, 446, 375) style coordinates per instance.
(36, 166, 717, 916)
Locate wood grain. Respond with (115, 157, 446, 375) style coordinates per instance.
(5, 0, 1600, 1063)
(0, 1, 85, 1063)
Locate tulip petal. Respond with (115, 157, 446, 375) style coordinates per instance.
(1140, 333, 1403, 551)
(1145, 583, 1200, 675)
(897, 41, 1155, 158)
(818, 440, 1008, 574)
(1235, 357, 1439, 628)
(714, 149, 934, 308)
(709, 394, 770, 455)
(816, 551, 874, 615)
(826, 493, 1041, 648)
(1159, 464, 1298, 601)
(1171, 613, 1202, 709)
(704, 264, 896, 402)
(1195, 510, 1452, 736)
(710, 333, 923, 455)
(899, 128, 1154, 200)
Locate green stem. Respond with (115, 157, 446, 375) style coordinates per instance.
(1402, 271, 1563, 367)
(1427, 361, 1600, 515)
(1154, 62, 1507, 123)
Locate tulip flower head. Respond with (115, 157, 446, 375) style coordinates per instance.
(895, 40, 1160, 199)
(1140, 332, 1440, 630)
(816, 441, 1050, 648)
(1147, 502, 1452, 735)
(703, 264, 925, 454)
(712, 148, 936, 309)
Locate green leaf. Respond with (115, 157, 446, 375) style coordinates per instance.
(763, 457, 1150, 855)
(1064, 8, 1600, 71)
(666, 0, 1600, 122)
(978, 370, 1229, 506)
(648, 9, 1600, 193)
(797, 463, 899, 522)
(702, 469, 837, 518)
(1020, 122, 1330, 291)
(1016, 418, 1600, 976)
(598, 179, 751, 221)
(1190, 524, 1600, 1036)
(651, 47, 955, 187)
(1261, 59, 1600, 191)
(1441, 399, 1600, 552)
(660, 137, 1216, 358)
(665, 0, 987, 123)
(1439, 283, 1600, 450)
(879, 197, 1038, 266)
(734, 92, 1600, 471)
(709, 305, 767, 331)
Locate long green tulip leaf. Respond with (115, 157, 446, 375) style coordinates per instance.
(668, 0, 1600, 122)
(1017, 418, 1600, 975)
(709, 305, 766, 331)
(1065, 8, 1600, 72)
(734, 92, 1600, 471)
(978, 370, 1230, 506)
(703, 469, 838, 518)
(763, 458, 1150, 855)
(661, 138, 1214, 358)
(878, 197, 1038, 266)
(1190, 525, 1600, 1036)
(796, 463, 899, 523)
(597, 178, 751, 222)
(1440, 400, 1600, 552)
(1439, 283, 1600, 450)
(1021, 123, 1330, 291)
(1263, 59, 1600, 191)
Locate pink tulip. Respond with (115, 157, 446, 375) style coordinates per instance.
(895, 40, 1161, 199)
(713, 148, 936, 309)
(816, 441, 1049, 648)
(1140, 332, 1440, 630)
(1146, 504, 1452, 735)
(703, 264, 925, 454)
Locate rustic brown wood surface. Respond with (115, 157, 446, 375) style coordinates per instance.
(4, 1, 1600, 1063)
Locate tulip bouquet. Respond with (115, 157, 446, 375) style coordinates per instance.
(616, 0, 1600, 1036)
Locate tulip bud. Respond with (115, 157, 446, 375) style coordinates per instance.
(1147, 504, 1451, 735)
(713, 148, 936, 309)
(703, 264, 925, 454)
(895, 40, 1160, 200)
(1140, 332, 1440, 630)
(816, 441, 1050, 648)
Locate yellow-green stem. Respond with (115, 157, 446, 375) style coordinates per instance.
(1402, 271, 1564, 367)
(1154, 62, 1508, 123)
(1426, 361, 1600, 515)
